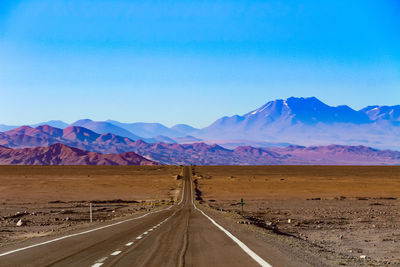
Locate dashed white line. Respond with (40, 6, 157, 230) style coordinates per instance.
(0, 204, 171, 257)
(95, 256, 107, 263)
(92, 256, 107, 266)
(110, 251, 122, 256)
(89, 169, 187, 267)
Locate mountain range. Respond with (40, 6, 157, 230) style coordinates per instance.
(1, 97, 399, 151)
(0, 143, 157, 165)
(0, 124, 399, 165)
(197, 97, 400, 149)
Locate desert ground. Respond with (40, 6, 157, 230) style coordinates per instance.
(194, 166, 400, 266)
(0, 166, 182, 246)
(1, 165, 400, 266)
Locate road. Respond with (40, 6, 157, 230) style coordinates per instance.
(0, 167, 276, 267)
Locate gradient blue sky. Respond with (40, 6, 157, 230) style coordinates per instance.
(1, 0, 399, 127)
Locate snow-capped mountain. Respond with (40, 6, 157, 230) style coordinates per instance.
(361, 105, 400, 122)
(243, 97, 370, 124)
(198, 97, 400, 150)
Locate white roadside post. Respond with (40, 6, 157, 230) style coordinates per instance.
(90, 202, 93, 223)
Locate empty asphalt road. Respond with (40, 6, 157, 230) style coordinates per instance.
(0, 167, 289, 267)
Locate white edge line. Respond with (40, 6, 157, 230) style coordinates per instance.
(191, 175, 272, 267)
(0, 175, 188, 258)
(0, 210, 160, 257)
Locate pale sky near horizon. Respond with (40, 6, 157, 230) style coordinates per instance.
(1, 0, 399, 127)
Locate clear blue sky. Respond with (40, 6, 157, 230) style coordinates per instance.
(1, 0, 399, 127)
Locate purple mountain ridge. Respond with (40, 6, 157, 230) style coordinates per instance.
(1, 97, 399, 150)
(1, 125, 400, 165)
(0, 143, 158, 165)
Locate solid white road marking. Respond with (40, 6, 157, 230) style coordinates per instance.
(92, 263, 104, 267)
(125, 242, 134, 246)
(110, 251, 122, 256)
(191, 177, 272, 267)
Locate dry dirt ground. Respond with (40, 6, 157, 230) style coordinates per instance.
(0, 166, 183, 247)
(2, 165, 400, 266)
(194, 166, 400, 266)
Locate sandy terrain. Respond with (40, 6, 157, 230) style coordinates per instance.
(0, 166, 182, 246)
(2, 165, 400, 266)
(194, 166, 400, 266)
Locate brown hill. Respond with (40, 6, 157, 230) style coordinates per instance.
(0, 143, 158, 166)
(0, 125, 136, 153)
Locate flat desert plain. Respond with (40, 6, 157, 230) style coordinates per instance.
(0, 166, 182, 246)
(194, 166, 400, 266)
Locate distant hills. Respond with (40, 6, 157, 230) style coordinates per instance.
(0, 125, 138, 154)
(0, 143, 158, 165)
(1, 96, 399, 151)
(120, 141, 400, 165)
(0, 124, 399, 165)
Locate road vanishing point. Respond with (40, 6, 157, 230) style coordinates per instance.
(0, 167, 298, 267)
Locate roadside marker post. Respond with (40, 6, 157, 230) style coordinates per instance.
(90, 202, 93, 223)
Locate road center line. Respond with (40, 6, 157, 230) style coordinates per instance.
(95, 256, 107, 263)
(110, 251, 122, 256)
(92, 168, 187, 267)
